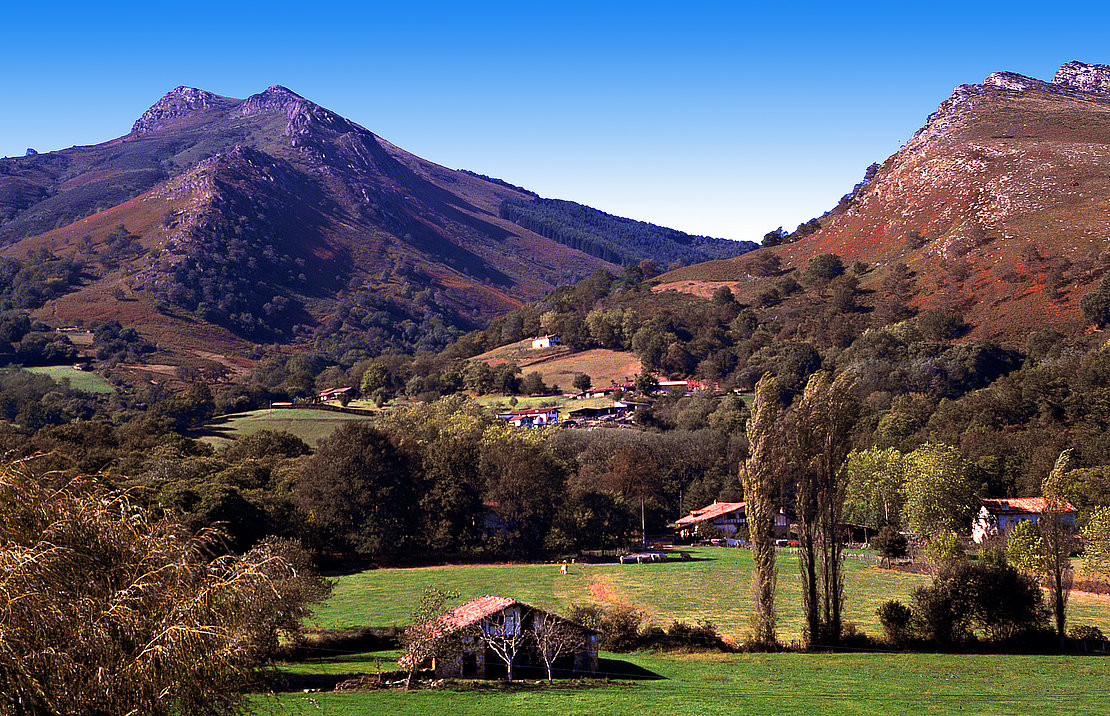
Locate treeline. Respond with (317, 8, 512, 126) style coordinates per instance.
(499, 196, 754, 268)
(110, 396, 747, 562)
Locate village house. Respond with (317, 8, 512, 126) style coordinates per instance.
(531, 334, 561, 349)
(972, 497, 1079, 543)
(402, 595, 598, 679)
(316, 386, 352, 402)
(495, 407, 559, 427)
(673, 501, 791, 542)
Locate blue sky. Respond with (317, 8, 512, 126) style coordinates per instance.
(3, 1, 1108, 243)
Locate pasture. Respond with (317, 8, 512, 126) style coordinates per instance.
(266, 651, 1110, 715)
(22, 365, 115, 394)
(308, 546, 1110, 642)
(197, 407, 371, 448)
(270, 548, 1110, 714)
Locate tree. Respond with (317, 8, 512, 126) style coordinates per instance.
(400, 587, 461, 689)
(532, 610, 587, 681)
(871, 525, 908, 567)
(787, 371, 859, 646)
(1081, 272, 1110, 327)
(1042, 449, 1077, 643)
(843, 447, 907, 530)
(1081, 506, 1110, 582)
(902, 443, 981, 538)
(803, 253, 845, 284)
(360, 362, 391, 396)
(572, 372, 592, 392)
(294, 423, 421, 558)
(0, 462, 330, 716)
(1006, 519, 1043, 574)
(475, 608, 530, 682)
(741, 374, 781, 646)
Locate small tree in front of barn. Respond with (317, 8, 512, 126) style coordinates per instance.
(475, 608, 531, 681)
(401, 587, 461, 690)
(531, 610, 587, 681)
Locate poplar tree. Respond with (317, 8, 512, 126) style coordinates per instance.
(788, 371, 859, 646)
(1042, 449, 1076, 643)
(741, 374, 781, 646)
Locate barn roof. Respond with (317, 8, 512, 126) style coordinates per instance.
(981, 497, 1077, 514)
(674, 501, 745, 527)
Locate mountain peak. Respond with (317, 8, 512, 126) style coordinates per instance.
(1053, 60, 1110, 94)
(131, 86, 235, 135)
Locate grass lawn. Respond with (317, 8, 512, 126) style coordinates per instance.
(261, 651, 1110, 715)
(313, 547, 1110, 642)
(265, 547, 1110, 714)
(197, 407, 371, 448)
(22, 365, 114, 393)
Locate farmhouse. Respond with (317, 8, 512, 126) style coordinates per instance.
(673, 501, 746, 539)
(531, 335, 561, 349)
(673, 501, 791, 541)
(496, 407, 559, 427)
(972, 497, 1078, 543)
(317, 386, 352, 402)
(402, 595, 598, 679)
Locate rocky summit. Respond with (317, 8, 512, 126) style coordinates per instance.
(0, 85, 750, 361)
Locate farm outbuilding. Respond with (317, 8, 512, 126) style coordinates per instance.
(972, 497, 1078, 543)
(401, 596, 598, 679)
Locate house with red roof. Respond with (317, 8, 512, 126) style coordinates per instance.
(972, 496, 1078, 543)
(495, 407, 559, 427)
(400, 596, 597, 679)
(673, 501, 791, 541)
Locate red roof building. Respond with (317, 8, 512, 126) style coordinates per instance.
(973, 497, 1078, 543)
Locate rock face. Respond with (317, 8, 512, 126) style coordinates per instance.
(131, 87, 235, 135)
(1053, 61, 1110, 94)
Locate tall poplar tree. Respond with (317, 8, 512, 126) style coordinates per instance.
(742, 374, 781, 646)
(789, 371, 859, 646)
(1042, 449, 1076, 643)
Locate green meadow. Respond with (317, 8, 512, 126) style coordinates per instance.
(266, 651, 1110, 715)
(197, 407, 371, 448)
(22, 365, 115, 393)
(262, 546, 1110, 713)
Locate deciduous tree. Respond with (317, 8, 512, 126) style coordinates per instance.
(0, 462, 329, 716)
(741, 374, 781, 646)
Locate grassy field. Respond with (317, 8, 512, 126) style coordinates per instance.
(197, 407, 371, 448)
(312, 546, 1110, 642)
(22, 365, 115, 393)
(260, 547, 1110, 714)
(473, 340, 642, 392)
(263, 651, 1110, 715)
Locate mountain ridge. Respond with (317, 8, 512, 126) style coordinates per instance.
(0, 84, 752, 364)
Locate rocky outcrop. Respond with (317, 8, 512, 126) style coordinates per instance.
(1053, 61, 1110, 94)
(131, 86, 235, 135)
(237, 85, 359, 138)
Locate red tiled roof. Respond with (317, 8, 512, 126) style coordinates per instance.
(982, 497, 1077, 514)
(440, 595, 518, 631)
(503, 408, 558, 417)
(674, 501, 745, 527)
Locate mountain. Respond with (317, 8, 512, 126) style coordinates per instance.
(0, 85, 751, 362)
(660, 61, 1110, 343)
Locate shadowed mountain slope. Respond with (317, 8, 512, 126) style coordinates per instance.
(0, 85, 750, 358)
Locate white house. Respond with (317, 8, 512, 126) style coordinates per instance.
(972, 497, 1078, 543)
(531, 335, 561, 349)
(495, 407, 559, 427)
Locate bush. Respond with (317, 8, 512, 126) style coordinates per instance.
(1068, 625, 1107, 645)
(871, 525, 908, 566)
(877, 600, 913, 647)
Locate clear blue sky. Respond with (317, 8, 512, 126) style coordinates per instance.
(3, 1, 1108, 243)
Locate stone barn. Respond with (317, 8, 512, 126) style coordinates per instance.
(401, 595, 598, 679)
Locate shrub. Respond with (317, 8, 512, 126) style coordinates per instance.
(877, 600, 913, 647)
(871, 525, 908, 566)
(1068, 625, 1107, 645)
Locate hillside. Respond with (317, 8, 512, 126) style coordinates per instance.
(658, 61, 1110, 344)
(0, 85, 751, 364)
